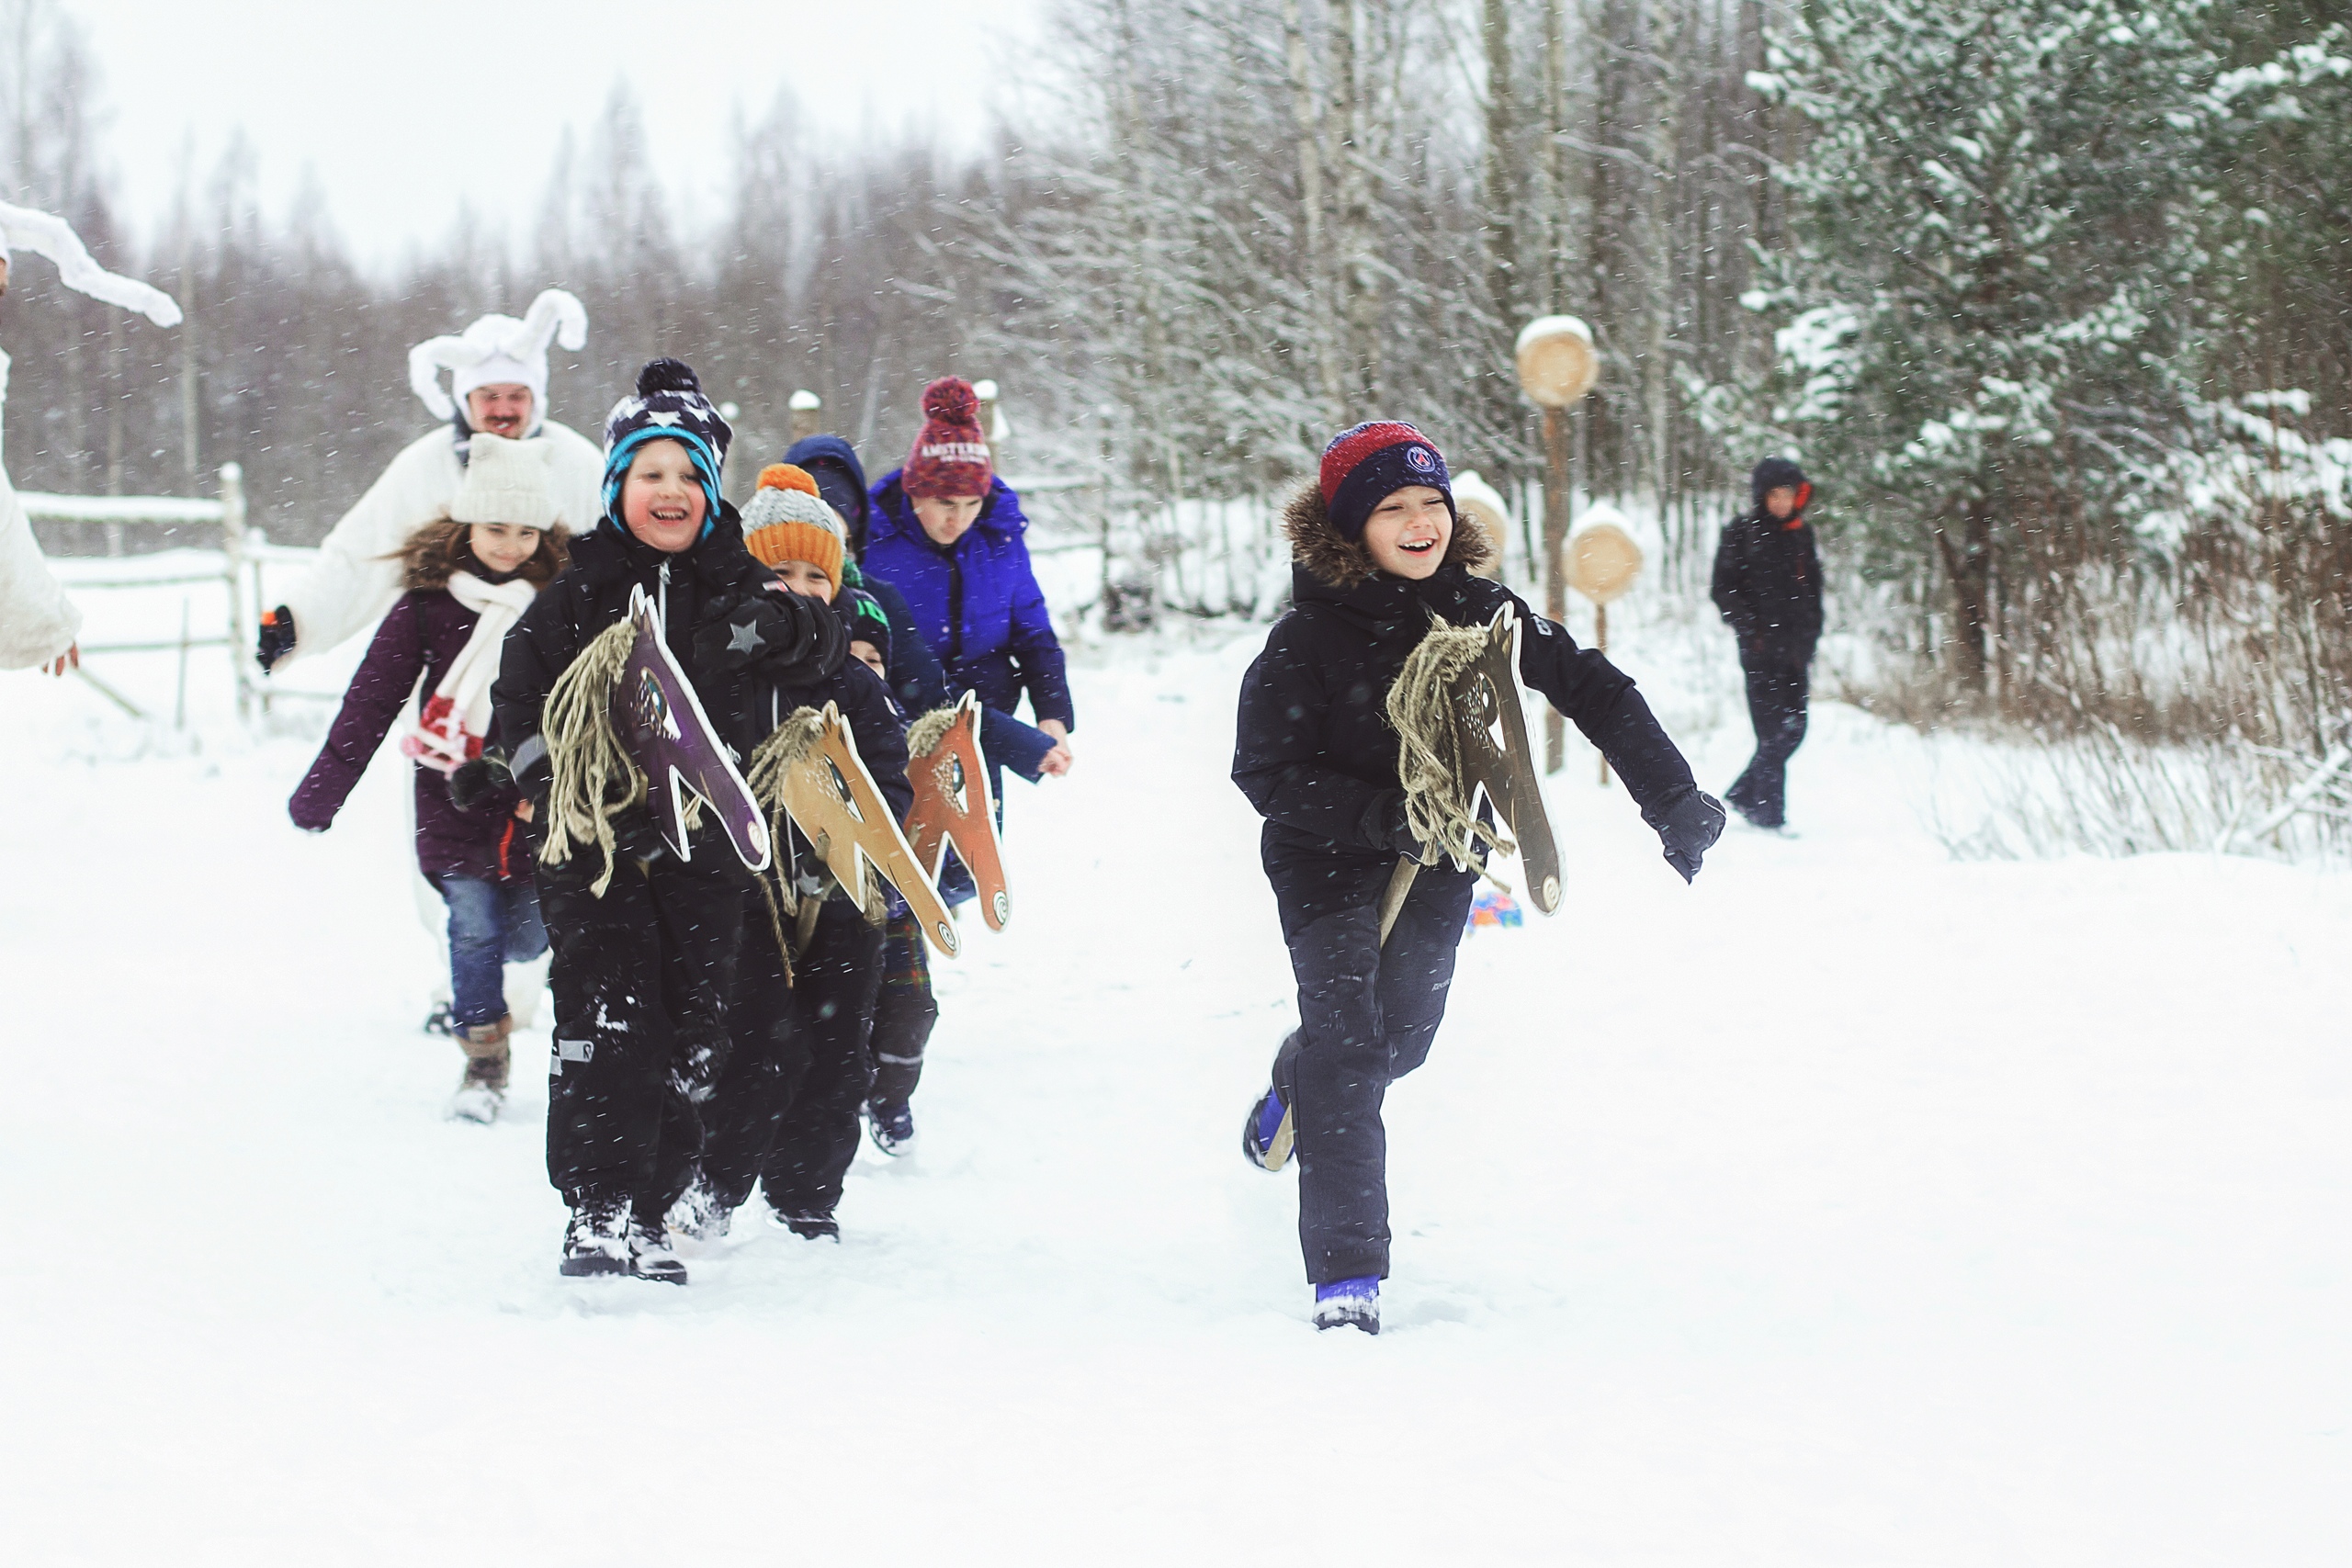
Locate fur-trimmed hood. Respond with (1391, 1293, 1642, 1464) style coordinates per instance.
(1282, 480, 1495, 590)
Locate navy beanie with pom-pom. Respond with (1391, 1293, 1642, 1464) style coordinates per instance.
(1319, 421, 1453, 542)
(600, 358, 734, 535)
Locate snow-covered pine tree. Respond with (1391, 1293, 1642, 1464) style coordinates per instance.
(1721, 0, 2214, 694)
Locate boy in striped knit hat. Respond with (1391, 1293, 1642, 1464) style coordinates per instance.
(678, 465, 915, 1244)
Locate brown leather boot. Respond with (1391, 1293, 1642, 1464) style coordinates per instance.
(449, 1016, 513, 1122)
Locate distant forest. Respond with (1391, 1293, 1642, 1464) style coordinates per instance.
(4, 0, 2346, 737)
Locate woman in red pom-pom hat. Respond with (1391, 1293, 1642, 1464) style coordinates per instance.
(865, 377, 1074, 794)
(1230, 419, 1725, 1334)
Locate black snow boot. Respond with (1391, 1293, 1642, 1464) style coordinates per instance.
(628, 1216, 688, 1285)
(768, 1210, 840, 1242)
(560, 1201, 631, 1278)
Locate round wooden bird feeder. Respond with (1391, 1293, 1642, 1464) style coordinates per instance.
(1565, 521, 1641, 605)
(1513, 316, 1598, 410)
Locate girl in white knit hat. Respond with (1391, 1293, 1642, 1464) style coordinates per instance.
(287, 434, 570, 1122)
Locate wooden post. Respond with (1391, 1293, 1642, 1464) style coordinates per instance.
(217, 462, 249, 721)
(974, 378, 1001, 464)
(1515, 316, 1597, 774)
(175, 597, 191, 730)
(1543, 405, 1572, 773)
(788, 390, 822, 443)
(1594, 602, 1610, 785)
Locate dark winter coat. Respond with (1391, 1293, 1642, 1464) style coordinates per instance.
(865, 470, 1076, 733)
(492, 505, 842, 870)
(290, 588, 529, 883)
(784, 434, 1059, 781)
(1711, 509, 1823, 663)
(1234, 487, 1700, 924)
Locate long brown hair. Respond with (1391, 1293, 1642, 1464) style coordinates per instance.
(397, 519, 571, 591)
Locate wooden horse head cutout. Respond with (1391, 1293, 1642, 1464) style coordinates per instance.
(904, 692, 1011, 931)
(618, 585, 771, 871)
(1453, 607, 1563, 915)
(773, 703, 961, 958)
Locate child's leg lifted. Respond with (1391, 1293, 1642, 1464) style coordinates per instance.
(1273, 864, 1476, 1289)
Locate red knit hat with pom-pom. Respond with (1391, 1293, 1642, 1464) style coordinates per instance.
(902, 377, 994, 501)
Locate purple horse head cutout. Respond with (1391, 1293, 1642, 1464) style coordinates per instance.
(617, 585, 772, 872)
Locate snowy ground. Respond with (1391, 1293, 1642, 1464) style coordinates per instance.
(4, 605, 2349, 1565)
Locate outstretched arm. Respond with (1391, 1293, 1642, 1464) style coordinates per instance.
(288, 597, 426, 830)
(1004, 542, 1075, 731)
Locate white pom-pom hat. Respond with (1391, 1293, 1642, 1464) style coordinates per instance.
(0, 200, 182, 326)
(408, 288, 588, 427)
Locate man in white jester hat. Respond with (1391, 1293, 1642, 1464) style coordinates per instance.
(254, 290, 604, 671)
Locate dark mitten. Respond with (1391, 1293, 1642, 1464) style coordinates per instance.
(256, 605, 297, 672)
(1381, 793, 1425, 858)
(695, 590, 847, 682)
(448, 750, 514, 813)
(1649, 788, 1726, 883)
(609, 806, 671, 863)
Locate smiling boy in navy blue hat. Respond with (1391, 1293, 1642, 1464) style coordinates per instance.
(1232, 421, 1724, 1334)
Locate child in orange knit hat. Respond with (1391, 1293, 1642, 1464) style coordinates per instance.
(676, 463, 913, 1245)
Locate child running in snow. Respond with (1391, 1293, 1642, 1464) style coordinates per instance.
(676, 464, 912, 1243)
(491, 361, 848, 1283)
(857, 379, 1074, 1152)
(1232, 423, 1725, 1334)
(288, 434, 567, 1122)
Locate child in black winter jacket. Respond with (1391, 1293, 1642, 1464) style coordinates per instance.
(489, 362, 845, 1284)
(1711, 456, 1823, 831)
(678, 464, 913, 1244)
(1232, 422, 1724, 1334)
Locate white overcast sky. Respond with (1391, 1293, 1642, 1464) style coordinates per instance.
(67, 0, 1044, 268)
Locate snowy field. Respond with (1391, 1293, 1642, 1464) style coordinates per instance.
(4, 611, 2349, 1565)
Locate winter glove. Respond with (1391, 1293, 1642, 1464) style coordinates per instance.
(695, 590, 848, 682)
(609, 805, 672, 865)
(1649, 788, 1726, 884)
(448, 750, 514, 813)
(256, 605, 297, 672)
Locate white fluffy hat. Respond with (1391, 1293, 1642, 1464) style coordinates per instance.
(408, 288, 588, 426)
(449, 432, 562, 532)
(0, 200, 182, 326)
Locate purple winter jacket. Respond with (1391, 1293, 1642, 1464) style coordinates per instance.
(288, 589, 529, 884)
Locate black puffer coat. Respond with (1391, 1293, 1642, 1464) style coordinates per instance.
(1711, 459, 1823, 661)
(1233, 486, 1702, 922)
(492, 506, 843, 858)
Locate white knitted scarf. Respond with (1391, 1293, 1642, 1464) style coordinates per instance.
(401, 570, 538, 773)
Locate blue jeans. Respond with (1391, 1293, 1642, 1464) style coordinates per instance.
(435, 874, 549, 1029)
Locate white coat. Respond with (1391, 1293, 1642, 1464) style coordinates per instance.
(273, 420, 604, 667)
(0, 348, 81, 670)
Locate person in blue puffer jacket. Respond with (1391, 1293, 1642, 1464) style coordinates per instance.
(786, 428, 1068, 791)
(863, 377, 1076, 786)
